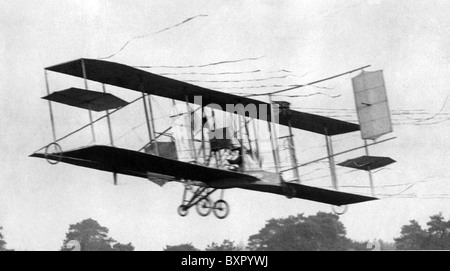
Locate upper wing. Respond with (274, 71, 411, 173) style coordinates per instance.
(45, 59, 359, 136)
(30, 145, 259, 184)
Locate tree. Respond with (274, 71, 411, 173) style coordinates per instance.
(394, 220, 427, 250)
(61, 218, 135, 251)
(394, 213, 450, 250)
(164, 243, 200, 251)
(0, 226, 8, 251)
(248, 212, 355, 251)
(205, 240, 241, 251)
(426, 213, 450, 250)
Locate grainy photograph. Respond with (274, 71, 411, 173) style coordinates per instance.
(1, 0, 450, 253)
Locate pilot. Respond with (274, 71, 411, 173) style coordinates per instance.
(226, 147, 242, 171)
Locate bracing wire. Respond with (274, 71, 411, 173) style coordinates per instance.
(98, 14, 208, 60)
(134, 56, 265, 69)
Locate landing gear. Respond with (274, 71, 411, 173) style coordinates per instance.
(331, 205, 348, 215)
(44, 142, 63, 165)
(178, 205, 189, 217)
(178, 185, 230, 219)
(196, 198, 213, 217)
(213, 200, 230, 219)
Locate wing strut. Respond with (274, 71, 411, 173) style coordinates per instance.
(364, 140, 375, 197)
(44, 70, 57, 142)
(102, 84, 115, 146)
(324, 129, 339, 191)
(275, 101, 301, 184)
(81, 59, 96, 143)
(268, 95, 282, 183)
(185, 94, 198, 163)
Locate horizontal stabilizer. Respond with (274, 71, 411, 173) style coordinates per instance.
(338, 156, 396, 171)
(43, 88, 128, 112)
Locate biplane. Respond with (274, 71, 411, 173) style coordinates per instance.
(31, 58, 396, 219)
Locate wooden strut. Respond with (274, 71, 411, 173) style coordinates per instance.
(286, 111, 301, 184)
(81, 59, 96, 143)
(251, 119, 262, 167)
(44, 70, 57, 142)
(201, 107, 206, 165)
(102, 86, 118, 185)
(102, 84, 114, 147)
(211, 108, 222, 169)
(147, 94, 159, 156)
(365, 140, 375, 197)
(88, 104, 96, 142)
(238, 109, 246, 173)
(268, 95, 282, 183)
(185, 95, 198, 163)
(325, 130, 338, 191)
(141, 92, 153, 144)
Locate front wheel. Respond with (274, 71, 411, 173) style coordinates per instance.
(213, 200, 230, 219)
(196, 198, 212, 217)
(178, 205, 189, 217)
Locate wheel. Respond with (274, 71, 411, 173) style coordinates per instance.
(331, 205, 348, 216)
(196, 198, 212, 217)
(178, 205, 189, 217)
(44, 143, 63, 165)
(213, 200, 230, 219)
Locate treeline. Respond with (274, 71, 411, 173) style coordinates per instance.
(164, 212, 395, 251)
(1, 212, 449, 251)
(0, 219, 134, 252)
(165, 212, 450, 251)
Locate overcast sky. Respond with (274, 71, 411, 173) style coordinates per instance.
(1, 0, 450, 251)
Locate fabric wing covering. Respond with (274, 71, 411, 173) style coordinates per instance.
(352, 70, 392, 140)
(338, 156, 396, 171)
(31, 146, 377, 206)
(46, 59, 359, 136)
(43, 88, 128, 112)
